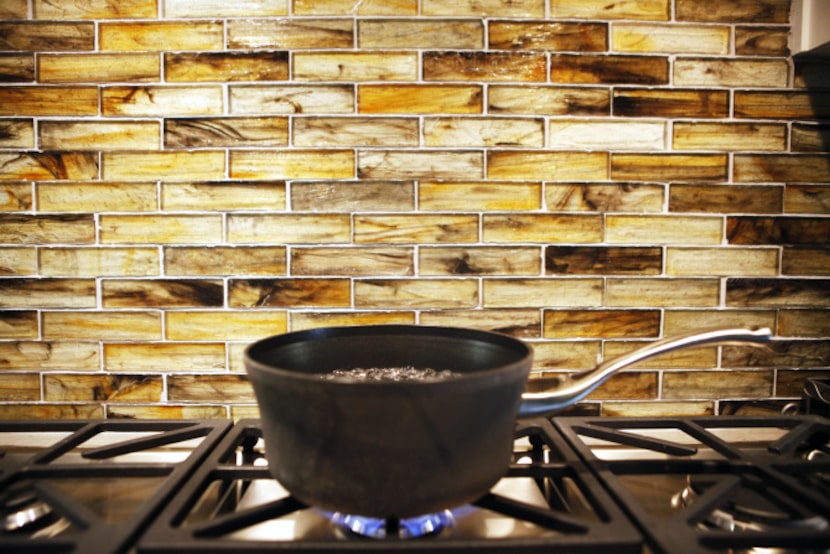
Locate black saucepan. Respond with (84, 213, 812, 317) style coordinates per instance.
(244, 324, 770, 519)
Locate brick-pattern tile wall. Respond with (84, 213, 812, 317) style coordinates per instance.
(0, 0, 828, 420)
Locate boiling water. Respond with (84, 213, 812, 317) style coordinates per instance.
(319, 366, 461, 382)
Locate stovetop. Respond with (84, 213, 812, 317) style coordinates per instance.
(1, 415, 829, 553)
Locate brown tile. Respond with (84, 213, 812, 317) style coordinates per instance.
(607, 278, 721, 307)
(294, 117, 418, 147)
(545, 246, 662, 275)
(354, 278, 478, 308)
(782, 247, 830, 276)
(37, 182, 157, 212)
(0, 54, 34, 82)
(1, 312, 40, 339)
(354, 214, 478, 244)
(294, 52, 417, 81)
(359, 19, 483, 49)
(0, 214, 94, 245)
(162, 182, 285, 211)
(675, 0, 790, 23)
(723, 339, 830, 369)
(0, 152, 98, 181)
(103, 86, 224, 117)
(601, 401, 715, 417)
(42, 311, 162, 340)
(483, 277, 603, 308)
(727, 216, 830, 246)
(489, 85, 610, 116)
(290, 311, 415, 332)
(0, 120, 34, 148)
(673, 122, 786, 151)
(776, 369, 830, 397)
(167, 374, 254, 402)
(0, 86, 98, 116)
(663, 309, 777, 336)
(489, 21, 606, 51)
(228, 214, 350, 244)
(778, 309, 830, 338)
(488, 151, 608, 181)
(588, 372, 659, 401)
(663, 370, 773, 399)
(0, 183, 32, 210)
(228, 18, 353, 49)
(613, 88, 728, 118)
(726, 278, 830, 308)
(612, 23, 728, 54)
(606, 214, 723, 244)
(719, 400, 796, 416)
(424, 117, 543, 147)
(0, 373, 40, 401)
(670, 184, 783, 214)
(231, 84, 355, 115)
(359, 150, 482, 180)
(103, 150, 226, 180)
(40, 247, 160, 277)
(550, 54, 669, 85)
(228, 278, 350, 308)
(102, 279, 224, 308)
(612, 154, 728, 181)
(784, 185, 830, 214)
(291, 181, 414, 212)
(0, 0, 27, 18)
(40, 121, 160, 151)
(734, 154, 830, 183)
(551, 0, 668, 20)
(667, 247, 779, 277)
(108, 405, 228, 419)
(294, 0, 415, 15)
(530, 340, 600, 370)
(546, 183, 664, 213)
(734, 91, 830, 119)
(291, 247, 414, 276)
(163, 0, 287, 17)
(99, 21, 224, 51)
(0, 341, 98, 371)
(424, 52, 546, 82)
(419, 181, 541, 211)
(164, 246, 286, 276)
(791, 123, 830, 152)
(100, 215, 223, 245)
(423, 0, 543, 17)
(550, 119, 665, 150)
(543, 309, 660, 338)
(231, 149, 354, 180)
(0, 404, 103, 420)
(165, 118, 288, 148)
(483, 214, 603, 243)
(419, 246, 541, 276)
(166, 52, 288, 82)
(0, 278, 95, 308)
(34, 0, 157, 19)
(104, 342, 225, 371)
(38, 53, 160, 83)
(735, 26, 789, 56)
(359, 84, 482, 114)
(165, 310, 286, 340)
(420, 309, 541, 338)
(0, 247, 36, 276)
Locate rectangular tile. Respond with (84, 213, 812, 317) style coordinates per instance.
(0, 373, 40, 401)
(0, 120, 34, 148)
(1, 0, 27, 18)
(294, 117, 418, 147)
(0, 404, 104, 420)
(0, 247, 37, 276)
(734, 154, 830, 183)
(102, 278, 224, 308)
(161, 182, 286, 211)
(778, 309, 830, 338)
(530, 340, 599, 369)
(294, 52, 417, 81)
(0, 152, 98, 181)
(735, 91, 830, 119)
(0, 278, 92, 308)
(674, 58, 789, 88)
(663, 309, 776, 336)
(359, 150, 482, 180)
(612, 23, 728, 54)
(354, 278, 478, 308)
(483, 278, 603, 308)
(726, 278, 830, 307)
(545, 246, 662, 275)
(354, 214, 478, 243)
(675, 0, 790, 23)
(291, 247, 414, 276)
(727, 216, 830, 246)
(418, 181, 541, 211)
(103, 86, 224, 116)
(613, 88, 728, 118)
(424, 52, 546, 82)
(420, 309, 541, 338)
(0, 311, 38, 339)
(550, 119, 665, 150)
(0, 86, 98, 116)
(231, 150, 354, 180)
(722, 339, 830, 369)
(735, 26, 789, 56)
(164, 246, 286, 276)
(40, 121, 160, 151)
(229, 278, 350, 308)
(165, 310, 286, 340)
(551, 0, 669, 20)
(791, 123, 830, 152)
(37, 182, 156, 212)
(167, 374, 254, 402)
(231, 85, 355, 114)
(488, 85, 610, 116)
(607, 278, 721, 307)
(100, 214, 223, 244)
(103, 151, 226, 181)
(294, 0, 416, 15)
(359, 19, 483, 49)
(666, 247, 779, 276)
(663, 370, 772, 399)
(1, 21, 95, 51)
(0, 341, 99, 371)
(45, 374, 163, 402)
(291, 181, 414, 212)
(228, 18, 353, 49)
(425, 117, 543, 147)
(673, 122, 786, 151)
(483, 214, 603, 243)
(423, 0, 543, 17)
(489, 21, 606, 51)
(419, 246, 541, 276)
(1, 54, 35, 82)
(0, 183, 32, 211)
(782, 247, 830, 276)
(784, 185, 830, 214)
(100, 21, 224, 51)
(488, 151, 608, 181)
(38, 53, 159, 83)
(34, 0, 156, 19)
(606, 215, 723, 244)
(164, 0, 287, 17)
(612, 153, 727, 181)
(543, 309, 661, 338)
(0, 214, 95, 245)
(166, 52, 289, 82)
(551, 54, 669, 85)
(42, 311, 162, 340)
(228, 214, 350, 244)
(290, 311, 415, 332)
(40, 247, 160, 277)
(669, 183, 783, 214)
(546, 183, 664, 213)
(359, 84, 482, 114)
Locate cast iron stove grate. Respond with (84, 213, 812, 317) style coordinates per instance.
(554, 415, 830, 554)
(136, 418, 643, 553)
(0, 419, 231, 554)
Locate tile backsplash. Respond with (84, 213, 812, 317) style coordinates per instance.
(1, 0, 828, 420)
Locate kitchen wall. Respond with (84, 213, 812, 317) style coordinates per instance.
(0, 0, 828, 420)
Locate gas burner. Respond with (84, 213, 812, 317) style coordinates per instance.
(330, 511, 454, 539)
(1, 481, 53, 533)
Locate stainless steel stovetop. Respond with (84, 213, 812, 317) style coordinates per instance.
(1, 415, 829, 553)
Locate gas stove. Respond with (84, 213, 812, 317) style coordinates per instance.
(1, 415, 828, 553)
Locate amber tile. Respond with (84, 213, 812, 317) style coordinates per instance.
(666, 247, 779, 277)
(102, 278, 223, 308)
(359, 19, 483, 49)
(38, 54, 159, 84)
(669, 184, 783, 214)
(663, 370, 773, 399)
(0, 341, 98, 371)
(675, 0, 789, 23)
(418, 181, 541, 211)
(40, 247, 160, 277)
(778, 309, 830, 338)
(103, 151, 225, 181)
(791, 123, 830, 152)
(354, 278, 478, 308)
(231, 85, 355, 115)
(419, 246, 541, 276)
(0, 54, 34, 82)
(0, 247, 36, 276)
(483, 214, 603, 243)
(294, 117, 418, 147)
(423, 0, 543, 17)
(0, 404, 103, 420)
(231, 150, 354, 180)
(162, 182, 285, 211)
(0, 0, 27, 18)
(420, 309, 541, 338)
(602, 401, 715, 417)
(604, 340, 718, 369)
(291, 181, 414, 212)
(423, 52, 546, 82)
(675, 58, 788, 88)
(488, 85, 610, 116)
(545, 246, 662, 275)
(546, 183, 664, 213)
(673, 122, 786, 151)
(735, 27, 789, 56)
(735, 91, 830, 119)
(40, 121, 160, 151)
(613, 88, 728, 118)
(166, 52, 289, 82)
(291, 247, 414, 276)
(0, 373, 39, 401)
(42, 311, 162, 340)
(290, 311, 415, 332)
(727, 216, 830, 246)
(294, 0, 416, 15)
(0, 86, 98, 116)
(607, 278, 721, 307)
(0, 152, 98, 181)
(612, 24, 728, 54)
(165, 310, 286, 340)
(588, 372, 659, 401)
(228, 214, 350, 244)
(165, 246, 285, 276)
(0, 311, 38, 339)
(358, 150, 482, 180)
(354, 214, 478, 244)
(425, 117, 543, 148)
(167, 374, 254, 402)
(99, 21, 224, 51)
(550, 54, 669, 85)
(229, 278, 350, 308)
(606, 215, 723, 245)
(489, 21, 606, 51)
(228, 18, 353, 49)
(723, 339, 830, 369)
(358, 84, 482, 114)
(37, 182, 157, 212)
(164, 0, 287, 17)
(663, 309, 777, 336)
(0, 120, 34, 148)
(529, 340, 600, 370)
(0, 183, 32, 211)
(488, 151, 608, 181)
(294, 52, 417, 82)
(726, 278, 830, 308)
(776, 369, 830, 397)
(108, 405, 228, 419)
(551, 0, 668, 19)
(46, 374, 163, 402)
(483, 278, 603, 308)
(543, 309, 660, 338)
(0, 214, 95, 245)
(100, 215, 223, 245)
(103, 86, 224, 117)
(550, 119, 665, 150)
(784, 185, 830, 214)
(734, 154, 830, 184)
(782, 247, 830, 276)
(34, 0, 156, 19)
(613, 154, 728, 182)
